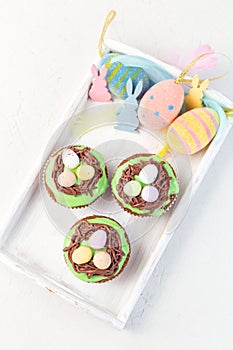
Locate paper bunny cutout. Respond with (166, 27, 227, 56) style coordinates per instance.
(89, 64, 111, 102)
(115, 78, 143, 133)
(185, 74, 209, 110)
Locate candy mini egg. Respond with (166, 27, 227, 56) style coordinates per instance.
(57, 170, 76, 188)
(87, 230, 107, 250)
(76, 164, 95, 181)
(141, 186, 159, 202)
(72, 246, 93, 265)
(123, 180, 142, 197)
(93, 251, 111, 270)
(62, 149, 80, 169)
(139, 164, 158, 184)
(138, 79, 184, 130)
(167, 107, 219, 154)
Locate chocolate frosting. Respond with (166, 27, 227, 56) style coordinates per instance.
(63, 220, 125, 279)
(116, 158, 175, 214)
(52, 146, 103, 196)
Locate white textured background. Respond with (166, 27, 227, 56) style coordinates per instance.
(0, 1, 233, 349)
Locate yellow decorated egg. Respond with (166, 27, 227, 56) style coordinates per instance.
(167, 107, 219, 154)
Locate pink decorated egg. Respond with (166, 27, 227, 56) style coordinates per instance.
(138, 79, 184, 130)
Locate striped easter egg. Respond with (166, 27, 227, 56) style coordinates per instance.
(100, 54, 150, 99)
(167, 107, 220, 154)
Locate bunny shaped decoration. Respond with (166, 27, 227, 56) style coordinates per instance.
(115, 78, 143, 133)
(185, 74, 209, 110)
(89, 64, 112, 102)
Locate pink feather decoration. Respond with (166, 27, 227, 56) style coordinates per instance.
(167, 44, 217, 74)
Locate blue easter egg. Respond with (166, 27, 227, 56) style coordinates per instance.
(100, 54, 150, 99)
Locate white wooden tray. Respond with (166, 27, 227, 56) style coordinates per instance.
(0, 40, 232, 329)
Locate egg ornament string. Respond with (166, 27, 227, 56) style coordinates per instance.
(85, 9, 232, 158)
(88, 9, 174, 135)
(91, 9, 153, 102)
(223, 108, 233, 118)
(96, 10, 173, 102)
(88, 10, 116, 102)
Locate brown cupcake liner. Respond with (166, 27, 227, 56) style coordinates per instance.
(64, 215, 131, 283)
(42, 145, 109, 209)
(111, 153, 179, 218)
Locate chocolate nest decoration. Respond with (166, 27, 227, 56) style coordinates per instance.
(63, 220, 125, 279)
(52, 146, 103, 196)
(116, 157, 176, 214)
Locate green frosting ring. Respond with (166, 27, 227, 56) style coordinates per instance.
(111, 154, 179, 216)
(45, 146, 108, 208)
(64, 216, 130, 283)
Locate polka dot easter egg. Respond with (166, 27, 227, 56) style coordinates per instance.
(138, 79, 184, 130)
(167, 107, 220, 154)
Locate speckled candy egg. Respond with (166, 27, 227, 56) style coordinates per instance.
(138, 79, 184, 130)
(62, 149, 80, 169)
(167, 107, 220, 154)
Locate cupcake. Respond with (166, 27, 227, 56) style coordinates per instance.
(111, 153, 179, 217)
(63, 216, 130, 283)
(44, 145, 108, 208)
